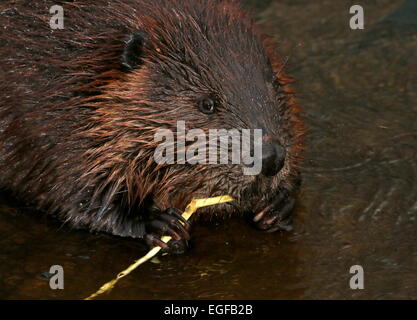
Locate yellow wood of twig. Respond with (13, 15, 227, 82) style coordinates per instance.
(85, 195, 234, 300)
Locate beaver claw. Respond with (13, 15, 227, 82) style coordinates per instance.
(253, 193, 295, 233)
(144, 208, 190, 254)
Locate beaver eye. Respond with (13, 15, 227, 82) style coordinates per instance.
(197, 98, 216, 114)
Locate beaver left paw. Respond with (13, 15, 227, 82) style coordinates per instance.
(253, 194, 295, 233)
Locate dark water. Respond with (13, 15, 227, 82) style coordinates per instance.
(1, 0, 416, 299)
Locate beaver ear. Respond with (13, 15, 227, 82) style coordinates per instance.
(121, 31, 147, 70)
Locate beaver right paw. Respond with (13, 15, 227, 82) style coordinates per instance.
(253, 192, 295, 233)
(144, 208, 191, 254)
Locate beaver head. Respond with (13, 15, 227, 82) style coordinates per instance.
(77, 0, 304, 229)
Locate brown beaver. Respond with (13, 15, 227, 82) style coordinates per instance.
(0, 0, 304, 252)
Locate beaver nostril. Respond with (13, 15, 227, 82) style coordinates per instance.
(261, 143, 286, 177)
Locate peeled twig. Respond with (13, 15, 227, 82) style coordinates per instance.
(85, 195, 234, 300)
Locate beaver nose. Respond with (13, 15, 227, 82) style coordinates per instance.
(261, 142, 286, 177)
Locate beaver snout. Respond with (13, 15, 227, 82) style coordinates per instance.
(261, 142, 286, 176)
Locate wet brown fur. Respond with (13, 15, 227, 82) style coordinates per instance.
(0, 0, 304, 239)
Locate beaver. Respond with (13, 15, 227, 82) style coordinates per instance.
(0, 0, 304, 252)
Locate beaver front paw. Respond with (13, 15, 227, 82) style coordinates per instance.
(144, 208, 190, 254)
(253, 193, 295, 233)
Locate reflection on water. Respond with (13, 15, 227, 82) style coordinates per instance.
(1, 0, 416, 299)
